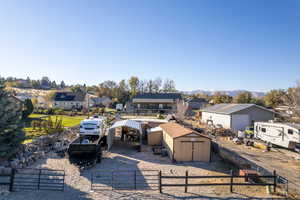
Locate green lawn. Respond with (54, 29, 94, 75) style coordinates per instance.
(23, 114, 86, 143)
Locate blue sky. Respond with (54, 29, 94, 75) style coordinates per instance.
(0, 0, 299, 92)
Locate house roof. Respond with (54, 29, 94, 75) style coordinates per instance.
(160, 122, 210, 139)
(133, 93, 182, 100)
(187, 98, 207, 103)
(54, 92, 86, 102)
(201, 103, 274, 115)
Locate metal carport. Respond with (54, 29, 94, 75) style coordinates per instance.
(108, 120, 143, 151)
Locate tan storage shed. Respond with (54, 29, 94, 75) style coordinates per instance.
(160, 122, 211, 162)
(147, 127, 163, 146)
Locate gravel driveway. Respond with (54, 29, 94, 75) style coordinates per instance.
(1, 145, 286, 200)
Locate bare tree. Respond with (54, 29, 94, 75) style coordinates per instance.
(176, 100, 188, 121)
(282, 83, 300, 120)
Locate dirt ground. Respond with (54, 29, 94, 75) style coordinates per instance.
(2, 143, 288, 200)
(217, 137, 300, 199)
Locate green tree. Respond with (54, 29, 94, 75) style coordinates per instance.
(264, 89, 285, 108)
(212, 92, 232, 104)
(233, 92, 252, 103)
(60, 81, 66, 89)
(22, 99, 34, 119)
(0, 81, 25, 158)
(250, 98, 265, 106)
(129, 76, 139, 97)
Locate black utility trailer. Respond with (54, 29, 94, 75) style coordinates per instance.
(68, 135, 104, 164)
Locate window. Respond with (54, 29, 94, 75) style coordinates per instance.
(288, 129, 293, 135)
(261, 128, 266, 133)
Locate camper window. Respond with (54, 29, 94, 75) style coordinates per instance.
(288, 129, 293, 135)
(261, 128, 266, 133)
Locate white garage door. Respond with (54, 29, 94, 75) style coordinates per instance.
(231, 114, 250, 131)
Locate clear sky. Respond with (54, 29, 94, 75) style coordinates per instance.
(0, 0, 299, 92)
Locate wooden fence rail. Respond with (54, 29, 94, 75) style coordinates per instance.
(159, 170, 277, 194)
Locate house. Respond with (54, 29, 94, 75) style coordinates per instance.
(201, 103, 275, 131)
(132, 93, 182, 114)
(186, 98, 208, 110)
(15, 93, 32, 101)
(89, 96, 112, 107)
(160, 122, 211, 162)
(52, 92, 86, 110)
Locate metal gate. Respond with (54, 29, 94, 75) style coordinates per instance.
(12, 168, 65, 191)
(91, 170, 159, 191)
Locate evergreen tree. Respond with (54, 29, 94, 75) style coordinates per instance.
(0, 81, 25, 158)
(22, 99, 34, 119)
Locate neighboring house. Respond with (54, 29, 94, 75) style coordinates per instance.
(132, 93, 182, 114)
(160, 122, 211, 162)
(37, 96, 48, 108)
(186, 98, 208, 110)
(15, 93, 32, 101)
(201, 103, 275, 132)
(89, 96, 112, 107)
(52, 92, 86, 110)
(274, 106, 293, 117)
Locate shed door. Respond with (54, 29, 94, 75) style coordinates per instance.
(193, 141, 209, 162)
(231, 114, 250, 131)
(176, 141, 193, 161)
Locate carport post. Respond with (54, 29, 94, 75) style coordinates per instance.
(185, 170, 188, 193)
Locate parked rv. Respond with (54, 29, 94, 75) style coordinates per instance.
(254, 122, 300, 150)
(79, 116, 105, 136)
(68, 116, 107, 163)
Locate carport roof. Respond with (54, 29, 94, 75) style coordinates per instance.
(110, 120, 142, 133)
(201, 103, 274, 115)
(160, 122, 210, 139)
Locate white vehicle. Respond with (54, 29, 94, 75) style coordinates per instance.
(79, 116, 105, 136)
(254, 122, 300, 150)
(116, 103, 123, 111)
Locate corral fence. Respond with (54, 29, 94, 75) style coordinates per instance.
(158, 170, 279, 194)
(0, 168, 65, 192)
(91, 170, 159, 191)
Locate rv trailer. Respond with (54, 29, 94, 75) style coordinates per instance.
(254, 122, 300, 150)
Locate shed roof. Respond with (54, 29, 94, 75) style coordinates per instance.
(201, 103, 274, 115)
(133, 93, 182, 100)
(160, 122, 210, 139)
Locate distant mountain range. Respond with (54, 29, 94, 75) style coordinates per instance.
(183, 90, 266, 98)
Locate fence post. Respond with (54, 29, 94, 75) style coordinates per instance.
(185, 171, 188, 193)
(273, 170, 277, 193)
(159, 171, 162, 193)
(38, 169, 42, 190)
(230, 170, 233, 193)
(9, 168, 15, 192)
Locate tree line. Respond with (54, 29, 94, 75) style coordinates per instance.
(70, 77, 177, 104)
(3, 76, 66, 90)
